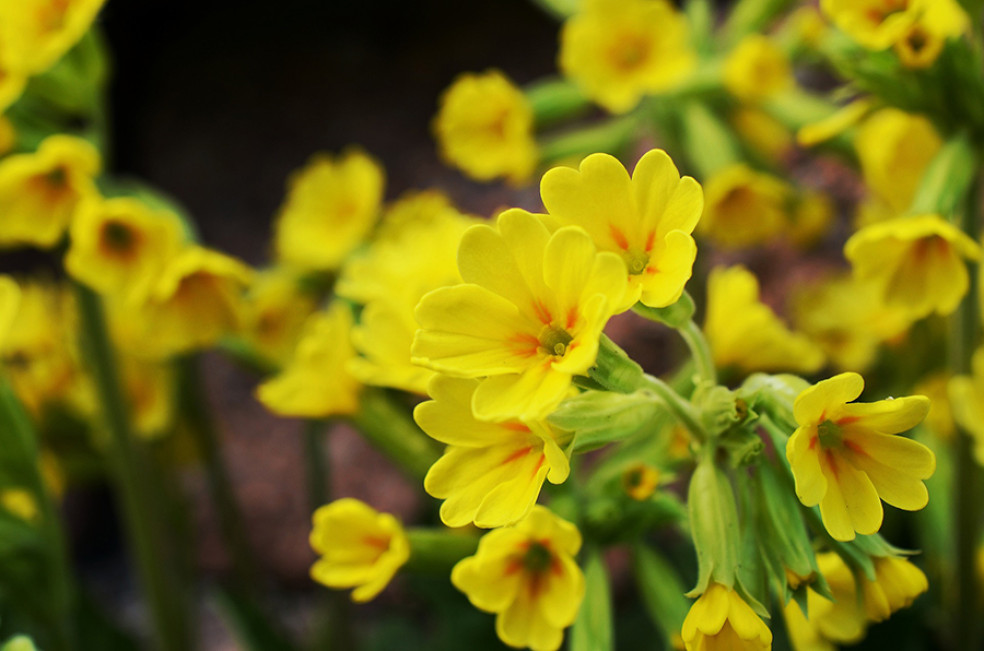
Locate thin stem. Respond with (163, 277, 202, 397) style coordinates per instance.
(303, 420, 329, 512)
(678, 320, 717, 385)
(641, 374, 708, 443)
(350, 389, 440, 481)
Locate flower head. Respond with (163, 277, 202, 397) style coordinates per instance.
(861, 556, 928, 622)
(539, 150, 702, 309)
(681, 583, 772, 651)
(415, 376, 571, 529)
(412, 209, 627, 422)
(724, 35, 793, 102)
(947, 347, 984, 462)
(433, 70, 537, 184)
(452, 506, 585, 651)
(0, 0, 107, 74)
(309, 498, 410, 603)
(238, 268, 319, 367)
(821, 0, 922, 50)
(786, 372, 934, 541)
(559, 0, 695, 113)
(845, 214, 981, 318)
(697, 164, 791, 249)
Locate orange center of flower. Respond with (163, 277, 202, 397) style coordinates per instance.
(609, 33, 651, 72)
(817, 419, 844, 449)
(538, 325, 573, 358)
(522, 540, 555, 573)
(100, 220, 139, 260)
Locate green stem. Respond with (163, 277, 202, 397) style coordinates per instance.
(176, 355, 259, 596)
(303, 420, 329, 512)
(350, 389, 440, 481)
(73, 283, 194, 651)
(641, 374, 708, 443)
(404, 529, 480, 574)
(678, 321, 717, 385)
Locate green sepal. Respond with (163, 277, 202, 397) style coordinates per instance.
(687, 452, 740, 596)
(909, 133, 977, 218)
(571, 547, 614, 651)
(692, 384, 743, 437)
(738, 373, 809, 431)
(631, 292, 695, 328)
(525, 77, 592, 128)
(588, 335, 645, 394)
(549, 390, 663, 454)
(633, 545, 691, 648)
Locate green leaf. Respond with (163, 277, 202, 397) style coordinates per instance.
(633, 545, 690, 647)
(213, 588, 298, 651)
(571, 547, 613, 651)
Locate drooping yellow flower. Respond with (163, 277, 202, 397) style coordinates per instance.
(892, 0, 967, 67)
(415, 376, 571, 529)
(861, 556, 929, 622)
(854, 108, 941, 213)
(256, 304, 362, 418)
(845, 214, 981, 319)
(704, 266, 825, 375)
(309, 498, 410, 603)
(723, 35, 793, 102)
(0, 0, 107, 75)
(559, 0, 695, 113)
(433, 70, 537, 184)
(540, 150, 702, 309)
(0, 134, 100, 249)
(681, 582, 772, 651)
(121, 357, 175, 439)
(237, 268, 319, 367)
(452, 506, 584, 651)
(65, 196, 185, 300)
(782, 552, 867, 649)
(274, 148, 383, 271)
(786, 372, 933, 541)
(948, 347, 984, 463)
(412, 210, 628, 422)
(697, 163, 791, 249)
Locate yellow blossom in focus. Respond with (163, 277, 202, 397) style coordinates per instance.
(238, 268, 319, 367)
(256, 304, 361, 418)
(854, 108, 941, 213)
(861, 556, 929, 622)
(731, 108, 792, 163)
(452, 506, 585, 651)
(0, 0, 107, 75)
(948, 347, 984, 463)
(681, 582, 772, 651)
(697, 163, 791, 249)
(0, 134, 100, 249)
(704, 266, 825, 375)
(415, 376, 571, 529)
(540, 150, 702, 309)
(274, 148, 383, 271)
(724, 35, 793, 102)
(786, 372, 933, 541)
(65, 197, 185, 300)
(845, 214, 981, 319)
(559, 0, 695, 113)
(433, 70, 537, 184)
(0, 488, 38, 523)
(412, 210, 628, 422)
(622, 463, 660, 500)
(309, 498, 409, 603)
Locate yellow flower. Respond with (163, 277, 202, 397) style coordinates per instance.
(452, 506, 584, 651)
(238, 268, 319, 367)
(274, 148, 383, 271)
(681, 583, 772, 651)
(788, 190, 835, 249)
(559, 0, 695, 113)
(256, 304, 361, 418)
(820, 0, 921, 50)
(914, 372, 954, 441)
(0, 0, 107, 75)
(723, 35, 793, 102)
(0, 116, 16, 155)
(704, 266, 825, 375)
(540, 150, 702, 308)
(861, 556, 928, 622)
(730, 108, 792, 163)
(854, 108, 941, 213)
(782, 552, 867, 649)
(65, 196, 185, 300)
(948, 347, 984, 463)
(893, 0, 968, 68)
(845, 214, 981, 318)
(697, 164, 791, 249)
(309, 498, 410, 603)
(121, 357, 174, 439)
(0, 488, 38, 523)
(0, 64, 27, 114)
(0, 134, 100, 249)
(0, 275, 19, 347)
(786, 372, 934, 541)
(412, 209, 628, 422)
(433, 70, 537, 184)
(622, 463, 660, 500)
(374, 188, 461, 241)
(415, 376, 571, 529)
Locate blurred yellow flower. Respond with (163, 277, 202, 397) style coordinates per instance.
(730, 108, 792, 163)
(893, 0, 968, 68)
(374, 188, 460, 241)
(0, 65, 27, 114)
(274, 148, 383, 271)
(622, 463, 660, 500)
(309, 498, 409, 603)
(433, 70, 537, 184)
(65, 196, 185, 301)
(0, 116, 16, 154)
(256, 304, 362, 418)
(697, 163, 791, 249)
(724, 35, 793, 102)
(0, 276, 19, 347)
(0, 134, 100, 249)
(704, 265, 824, 375)
(845, 214, 981, 318)
(786, 372, 933, 541)
(914, 372, 954, 441)
(0, 0, 107, 74)
(452, 506, 584, 651)
(412, 210, 627, 422)
(559, 0, 695, 113)
(540, 150, 702, 308)
(121, 357, 175, 439)
(238, 268, 319, 367)
(415, 376, 571, 529)
(0, 488, 38, 523)
(821, 0, 921, 50)
(788, 190, 835, 249)
(948, 347, 984, 463)
(681, 582, 772, 651)
(783, 552, 866, 648)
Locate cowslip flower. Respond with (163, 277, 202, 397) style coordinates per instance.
(274, 148, 383, 271)
(786, 372, 933, 541)
(412, 209, 627, 422)
(256, 304, 362, 418)
(309, 498, 410, 603)
(121, 357, 174, 439)
(681, 583, 772, 651)
(539, 150, 702, 309)
(65, 197, 185, 301)
(861, 556, 929, 622)
(433, 70, 537, 184)
(559, 0, 694, 113)
(893, 0, 968, 68)
(704, 266, 825, 375)
(0, 135, 100, 249)
(0, 65, 27, 114)
(730, 108, 792, 163)
(0, 276, 19, 347)
(697, 163, 791, 249)
(452, 506, 584, 651)
(237, 268, 319, 367)
(947, 347, 984, 463)
(820, 0, 923, 50)
(723, 35, 793, 102)
(0, 0, 107, 75)
(415, 376, 571, 529)
(782, 552, 867, 648)
(844, 214, 981, 319)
